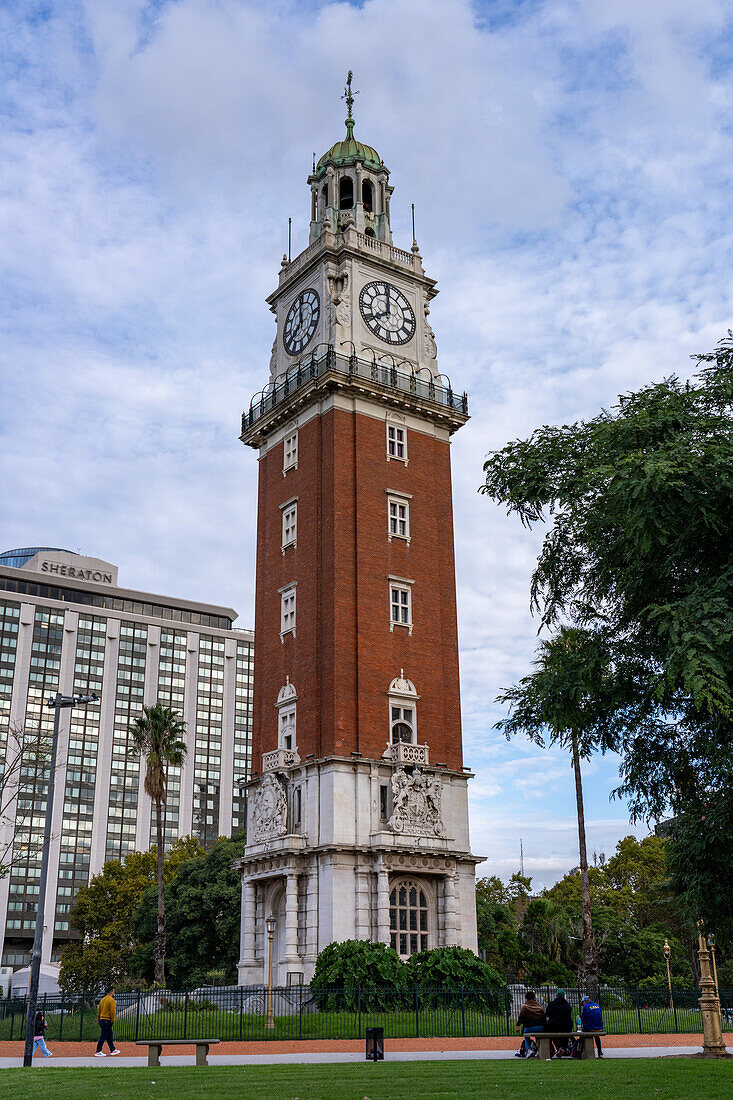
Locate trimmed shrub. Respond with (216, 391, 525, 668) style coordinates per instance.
(406, 945, 503, 1007)
(310, 940, 407, 1010)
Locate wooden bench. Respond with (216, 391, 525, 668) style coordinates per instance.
(135, 1039, 220, 1066)
(534, 1031, 605, 1060)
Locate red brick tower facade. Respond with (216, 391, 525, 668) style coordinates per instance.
(236, 82, 481, 985)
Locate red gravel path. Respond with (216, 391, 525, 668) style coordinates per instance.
(0, 1033, 707, 1058)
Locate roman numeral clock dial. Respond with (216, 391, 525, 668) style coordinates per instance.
(283, 289, 321, 356)
(359, 281, 416, 345)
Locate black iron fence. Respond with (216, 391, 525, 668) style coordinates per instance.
(1, 985, 731, 1043)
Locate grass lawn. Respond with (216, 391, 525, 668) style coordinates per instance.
(1, 1058, 732, 1099)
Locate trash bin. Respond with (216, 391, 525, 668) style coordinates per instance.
(365, 1026, 384, 1061)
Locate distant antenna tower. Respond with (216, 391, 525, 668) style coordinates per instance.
(520, 838, 525, 877)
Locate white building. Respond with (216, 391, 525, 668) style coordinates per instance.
(0, 547, 253, 971)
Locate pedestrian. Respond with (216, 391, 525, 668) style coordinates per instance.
(514, 989, 547, 1057)
(32, 1009, 52, 1057)
(94, 985, 120, 1057)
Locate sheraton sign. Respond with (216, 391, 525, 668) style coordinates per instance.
(40, 561, 114, 585)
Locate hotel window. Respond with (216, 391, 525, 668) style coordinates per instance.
(387, 493, 410, 542)
(283, 430, 298, 473)
(389, 579, 413, 633)
(280, 585, 296, 639)
(387, 423, 407, 462)
(281, 499, 298, 551)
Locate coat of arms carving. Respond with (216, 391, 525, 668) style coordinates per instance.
(250, 772, 288, 841)
(388, 767, 444, 837)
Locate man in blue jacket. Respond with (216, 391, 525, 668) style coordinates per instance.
(580, 995, 604, 1057)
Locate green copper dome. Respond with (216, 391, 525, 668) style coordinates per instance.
(315, 119, 385, 174)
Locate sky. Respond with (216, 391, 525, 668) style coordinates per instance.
(2, 0, 732, 890)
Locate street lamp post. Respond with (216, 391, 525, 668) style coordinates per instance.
(23, 692, 98, 1067)
(696, 922, 727, 1057)
(663, 938, 673, 1011)
(265, 913, 277, 1029)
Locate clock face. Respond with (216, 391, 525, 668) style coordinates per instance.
(359, 281, 416, 345)
(283, 289, 320, 356)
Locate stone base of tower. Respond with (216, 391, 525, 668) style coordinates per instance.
(234, 756, 483, 986)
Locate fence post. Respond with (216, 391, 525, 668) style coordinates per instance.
(357, 984, 361, 1041)
(461, 987, 466, 1038)
(239, 986, 243, 1041)
(134, 991, 141, 1042)
(183, 991, 188, 1040)
(10, 1004, 14, 1041)
(635, 989, 642, 1033)
(672, 988, 678, 1034)
(299, 982, 303, 1041)
(59, 998, 64, 1040)
(80, 998, 84, 1041)
(505, 986, 511, 1036)
(414, 987, 420, 1038)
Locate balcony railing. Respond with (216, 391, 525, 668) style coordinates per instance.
(262, 748, 300, 772)
(387, 742, 430, 766)
(241, 346, 468, 436)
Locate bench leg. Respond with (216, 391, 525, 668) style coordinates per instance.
(537, 1037, 552, 1060)
(195, 1042, 209, 1066)
(148, 1044, 161, 1068)
(580, 1037, 592, 1060)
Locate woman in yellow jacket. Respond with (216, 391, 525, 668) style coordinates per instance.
(94, 986, 120, 1056)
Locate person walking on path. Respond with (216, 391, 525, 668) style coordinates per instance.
(32, 1010, 52, 1058)
(515, 990, 547, 1057)
(546, 988, 573, 1058)
(94, 986, 120, 1057)
(579, 994, 604, 1058)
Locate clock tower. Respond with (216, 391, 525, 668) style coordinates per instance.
(236, 75, 481, 986)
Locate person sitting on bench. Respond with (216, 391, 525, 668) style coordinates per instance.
(574, 995, 604, 1058)
(545, 988, 573, 1057)
(515, 990, 547, 1057)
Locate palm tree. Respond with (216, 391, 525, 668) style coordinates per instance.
(129, 704, 187, 986)
(496, 626, 637, 989)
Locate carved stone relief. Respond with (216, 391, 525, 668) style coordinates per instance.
(250, 772, 288, 841)
(388, 767, 445, 837)
(327, 269, 350, 347)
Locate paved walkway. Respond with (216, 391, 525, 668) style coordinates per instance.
(0, 1033, 712, 1067)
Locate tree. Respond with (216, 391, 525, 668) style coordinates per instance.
(59, 838, 202, 995)
(128, 704, 187, 986)
(481, 333, 733, 935)
(666, 799, 733, 946)
(496, 627, 638, 986)
(130, 836, 246, 989)
(0, 722, 53, 879)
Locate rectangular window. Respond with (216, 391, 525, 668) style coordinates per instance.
(380, 783, 389, 820)
(293, 786, 302, 826)
(387, 423, 407, 461)
(280, 587, 296, 638)
(279, 704, 296, 749)
(388, 496, 410, 541)
(389, 584, 412, 629)
(281, 501, 297, 550)
(283, 431, 298, 473)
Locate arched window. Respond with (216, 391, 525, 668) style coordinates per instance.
(276, 677, 297, 751)
(339, 175, 353, 210)
(362, 179, 374, 212)
(387, 672, 418, 746)
(390, 879, 429, 958)
(320, 185, 328, 217)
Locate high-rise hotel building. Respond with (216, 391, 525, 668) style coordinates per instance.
(0, 547, 253, 971)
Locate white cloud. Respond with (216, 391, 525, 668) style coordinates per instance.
(2, 0, 732, 887)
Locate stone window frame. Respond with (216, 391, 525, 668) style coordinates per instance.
(283, 429, 298, 474)
(386, 419, 408, 464)
(280, 496, 298, 553)
(388, 575, 413, 635)
(386, 489, 411, 543)
(278, 703, 296, 751)
(389, 876, 433, 959)
(279, 583, 297, 641)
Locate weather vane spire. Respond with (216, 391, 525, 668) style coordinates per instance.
(342, 69, 359, 131)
